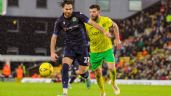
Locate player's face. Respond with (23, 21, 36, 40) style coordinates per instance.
(62, 4, 73, 18)
(89, 8, 100, 21)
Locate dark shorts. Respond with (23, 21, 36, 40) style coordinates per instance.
(63, 46, 89, 66)
(70, 60, 79, 75)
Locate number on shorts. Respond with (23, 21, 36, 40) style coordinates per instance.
(84, 57, 90, 63)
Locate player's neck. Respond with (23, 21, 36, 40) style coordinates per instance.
(95, 15, 100, 22)
(64, 15, 71, 19)
(92, 15, 100, 22)
(63, 13, 73, 19)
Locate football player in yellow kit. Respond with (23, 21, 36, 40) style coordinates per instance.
(85, 4, 121, 96)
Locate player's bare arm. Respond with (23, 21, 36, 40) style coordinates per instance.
(50, 34, 59, 61)
(111, 22, 121, 48)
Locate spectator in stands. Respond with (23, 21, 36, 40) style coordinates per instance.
(32, 73, 40, 78)
(16, 65, 23, 82)
(2, 63, 11, 79)
(116, 1, 171, 80)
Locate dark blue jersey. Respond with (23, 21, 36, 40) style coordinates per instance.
(53, 12, 89, 47)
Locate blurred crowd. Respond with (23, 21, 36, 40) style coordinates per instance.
(0, 63, 41, 81)
(115, 1, 171, 80)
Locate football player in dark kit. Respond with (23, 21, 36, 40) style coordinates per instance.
(50, 1, 110, 96)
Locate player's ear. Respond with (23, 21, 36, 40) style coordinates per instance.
(98, 10, 101, 14)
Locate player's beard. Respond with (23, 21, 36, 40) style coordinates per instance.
(92, 15, 99, 22)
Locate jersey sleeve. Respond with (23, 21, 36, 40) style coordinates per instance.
(106, 17, 113, 28)
(53, 20, 62, 36)
(77, 12, 89, 23)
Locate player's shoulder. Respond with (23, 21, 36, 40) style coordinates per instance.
(73, 11, 82, 16)
(84, 23, 92, 29)
(72, 12, 81, 19)
(100, 16, 112, 21)
(73, 11, 87, 17)
(55, 15, 64, 23)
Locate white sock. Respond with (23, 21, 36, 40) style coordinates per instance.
(63, 88, 68, 94)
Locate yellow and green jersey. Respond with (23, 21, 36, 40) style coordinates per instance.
(85, 16, 113, 53)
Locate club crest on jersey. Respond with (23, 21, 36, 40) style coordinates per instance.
(72, 17, 77, 22)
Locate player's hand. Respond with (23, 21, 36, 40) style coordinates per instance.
(114, 39, 122, 49)
(104, 32, 112, 38)
(51, 52, 58, 62)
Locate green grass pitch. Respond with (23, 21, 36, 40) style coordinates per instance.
(0, 82, 171, 96)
